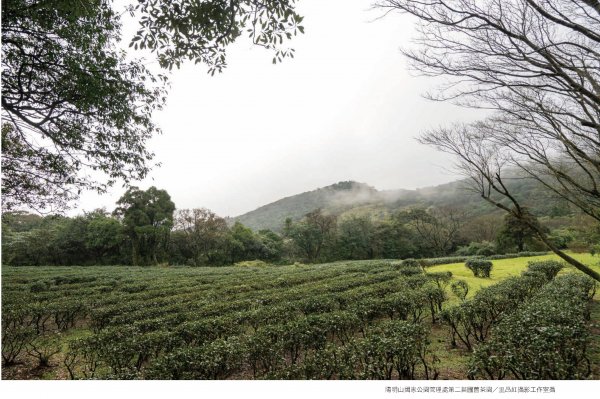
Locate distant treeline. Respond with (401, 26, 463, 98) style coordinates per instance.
(2, 187, 597, 267)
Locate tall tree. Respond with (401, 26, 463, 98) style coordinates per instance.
(1, 0, 304, 211)
(378, 0, 600, 281)
(1, 1, 165, 211)
(397, 207, 466, 257)
(371, 220, 417, 259)
(173, 208, 229, 266)
(255, 229, 284, 262)
(113, 186, 175, 265)
(84, 210, 128, 265)
(226, 221, 258, 263)
(288, 209, 337, 263)
(337, 216, 374, 260)
(496, 208, 543, 252)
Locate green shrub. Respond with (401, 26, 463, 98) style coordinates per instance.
(450, 280, 469, 301)
(426, 271, 452, 290)
(465, 259, 493, 278)
(548, 230, 574, 249)
(355, 320, 435, 379)
(27, 332, 62, 367)
(486, 251, 548, 260)
(517, 251, 549, 257)
(30, 280, 50, 293)
(145, 337, 245, 379)
(1, 325, 36, 365)
(395, 258, 422, 269)
(234, 260, 269, 267)
(421, 283, 447, 323)
(297, 296, 337, 315)
(525, 260, 563, 281)
(390, 259, 425, 275)
(441, 275, 546, 350)
(303, 345, 342, 379)
(455, 241, 496, 257)
(421, 256, 483, 267)
(398, 267, 423, 276)
(469, 274, 595, 380)
(378, 290, 427, 322)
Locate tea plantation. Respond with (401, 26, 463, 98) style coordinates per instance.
(2, 253, 599, 379)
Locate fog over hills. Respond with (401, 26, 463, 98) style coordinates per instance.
(232, 180, 482, 231)
(231, 177, 571, 232)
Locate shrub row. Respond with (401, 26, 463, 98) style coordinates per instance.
(144, 320, 436, 380)
(469, 274, 596, 379)
(440, 271, 548, 350)
(485, 251, 549, 260)
(396, 251, 550, 268)
(58, 271, 448, 379)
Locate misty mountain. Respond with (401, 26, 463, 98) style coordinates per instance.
(231, 181, 382, 231)
(232, 180, 476, 231)
(232, 178, 572, 232)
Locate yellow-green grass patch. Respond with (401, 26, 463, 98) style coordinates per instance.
(427, 252, 600, 300)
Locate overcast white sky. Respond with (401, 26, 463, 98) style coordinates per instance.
(75, 0, 484, 218)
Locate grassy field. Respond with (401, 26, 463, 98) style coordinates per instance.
(2, 252, 599, 380)
(428, 252, 600, 299)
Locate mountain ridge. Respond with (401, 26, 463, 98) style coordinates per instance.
(231, 176, 573, 232)
(231, 179, 489, 231)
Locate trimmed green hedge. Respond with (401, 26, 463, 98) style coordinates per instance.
(465, 259, 493, 278)
(469, 274, 596, 380)
(440, 273, 547, 350)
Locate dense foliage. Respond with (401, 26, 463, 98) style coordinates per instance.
(1, 1, 164, 210)
(113, 187, 175, 266)
(464, 259, 493, 278)
(469, 274, 596, 379)
(2, 195, 559, 267)
(2, 260, 445, 379)
(2, 256, 596, 379)
(3, 182, 596, 268)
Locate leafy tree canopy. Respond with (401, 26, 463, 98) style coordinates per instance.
(496, 208, 546, 252)
(1, 0, 303, 211)
(113, 186, 175, 265)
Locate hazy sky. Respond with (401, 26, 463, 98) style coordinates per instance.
(75, 0, 484, 217)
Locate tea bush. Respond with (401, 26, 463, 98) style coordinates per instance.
(440, 274, 546, 350)
(469, 274, 596, 380)
(465, 259, 493, 278)
(450, 280, 469, 301)
(524, 260, 563, 282)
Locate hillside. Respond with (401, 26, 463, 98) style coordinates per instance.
(232, 180, 484, 231)
(232, 178, 573, 232)
(232, 181, 387, 231)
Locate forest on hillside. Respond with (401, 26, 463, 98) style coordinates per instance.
(2, 182, 598, 267)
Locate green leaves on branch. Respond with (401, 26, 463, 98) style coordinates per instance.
(132, 0, 304, 73)
(1, 1, 166, 211)
(2, 0, 304, 211)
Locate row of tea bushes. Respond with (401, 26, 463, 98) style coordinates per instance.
(469, 273, 596, 379)
(143, 320, 435, 380)
(441, 260, 565, 350)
